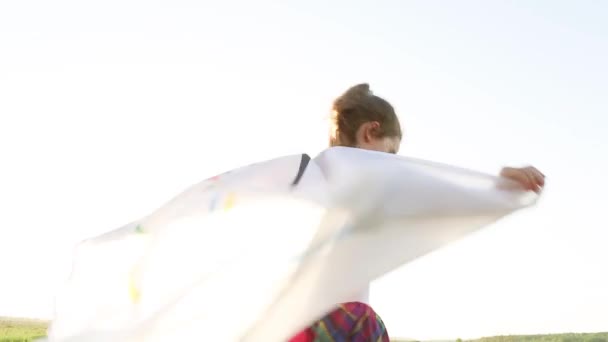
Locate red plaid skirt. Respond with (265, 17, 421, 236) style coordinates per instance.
(289, 302, 390, 342)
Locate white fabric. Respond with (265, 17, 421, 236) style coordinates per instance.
(43, 147, 538, 342)
(345, 286, 370, 305)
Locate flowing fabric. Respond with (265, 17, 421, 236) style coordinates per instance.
(43, 147, 538, 342)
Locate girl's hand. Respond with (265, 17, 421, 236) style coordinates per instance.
(500, 166, 545, 193)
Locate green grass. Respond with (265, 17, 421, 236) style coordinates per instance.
(0, 317, 606, 341)
(394, 333, 608, 342)
(0, 318, 47, 342)
(464, 332, 608, 342)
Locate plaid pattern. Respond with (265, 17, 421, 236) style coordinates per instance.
(290, 302, 390, 342)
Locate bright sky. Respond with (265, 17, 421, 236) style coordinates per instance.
(0, 0, 606, 340)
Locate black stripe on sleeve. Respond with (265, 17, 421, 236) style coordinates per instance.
(291, 154, 311, 186)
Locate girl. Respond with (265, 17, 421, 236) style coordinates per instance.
(289, 83, 545, 341)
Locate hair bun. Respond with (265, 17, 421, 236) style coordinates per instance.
(333, 83, 372, 113)
(344, 83, 371, 97)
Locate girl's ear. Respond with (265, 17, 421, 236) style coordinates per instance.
(355, 121, 381, 146)
(363, 121, 381, 143)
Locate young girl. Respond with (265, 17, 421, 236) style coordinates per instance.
(289, 83, 545, 341)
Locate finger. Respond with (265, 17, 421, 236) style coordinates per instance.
(532, 170, 545, 188)
(524, 167, 545, 189)
(528, 172, 544, 193)
(522, 170, 537, 191)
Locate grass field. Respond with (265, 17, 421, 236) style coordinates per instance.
(0, 317, 606, 342)
(0, 318, 47, 342)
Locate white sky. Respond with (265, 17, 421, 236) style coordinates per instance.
(0, 0, 606, 340)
